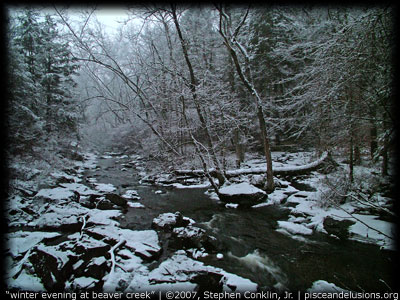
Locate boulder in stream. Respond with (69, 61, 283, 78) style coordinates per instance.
(152, 212, 194, 232)
(105, 193, 128, 207)
(171, 226, 219, 252)
(218, 182, 267, 206)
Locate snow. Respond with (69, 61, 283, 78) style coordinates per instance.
(173, 226, 205, 239)
(348, 214, 395, 250)
(148, 251, 258, 292)
(252, 189, 288, 207)
(51, 171, 81, 183)
(277, 221, 313, 235)
(87, 209, 122, 226)
(225, 203, 239, 209)
(122, 189, 140, 199)
(152, 212, 186, 228)
(128, 202, 145, 208)
(7, 231, 61, 258)
(60, 182, 98, 195)
(7, 269, 45, 291)
(171, 182, 211, 189)
(35, 187, 75, 201)
(70, 277, 99, 289)
(94, 183, 117, 193)
(219, 182, 266, 196)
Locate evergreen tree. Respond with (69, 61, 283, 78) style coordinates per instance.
(7, 8, 79, 156)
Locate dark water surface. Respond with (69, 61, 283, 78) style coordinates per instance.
(86, 154, 396, 292)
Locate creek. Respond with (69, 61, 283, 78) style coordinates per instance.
(85, 153, 395, 292)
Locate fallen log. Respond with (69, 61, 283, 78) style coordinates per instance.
(173, 151, 336, 179)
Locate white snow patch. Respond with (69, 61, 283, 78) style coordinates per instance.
(128, 202, 145, 208)
(219, 182, 266, 196)
(277, 221, 313, 235)
(122, 190, 140, 199)
(7, 231, 61, 257)
(94, 183, 117, 193)
(348, 214, 395, 250)
(171, 182, 211, 189)
(225, 203, 239, 209)
(60, 182, 97, 195)
(148, 251, 257, 292)
(35, 187, 75, 201)
(7, 269, 45, 291)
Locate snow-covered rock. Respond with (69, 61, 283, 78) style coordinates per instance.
(35, 187, 76, 202)
(93, 183, 117, 193)
(171, 226, 219, 252)
(122, 189, 140, 200)
(148, 251, 258, 292)
(152, 212, 194, 232)
(218, 182, 267, 206)
(105, 193, 128, 207)
(277, 221, 313, 235)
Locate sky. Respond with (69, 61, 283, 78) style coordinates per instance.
(7, 5, 130, 35)
(93, 7, 129, 33)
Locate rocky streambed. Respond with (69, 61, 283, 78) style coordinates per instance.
(5, 150, 396, 293)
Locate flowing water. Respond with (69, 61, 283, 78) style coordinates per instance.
(85, 154, 396, 292)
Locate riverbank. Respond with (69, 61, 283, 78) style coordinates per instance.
(5, 149, 396, 292)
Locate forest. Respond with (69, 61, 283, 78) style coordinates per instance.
(5, 4, 397, 295)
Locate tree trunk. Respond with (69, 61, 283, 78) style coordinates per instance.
(370, 124, 378, 160)
(217, 6, 274, 192)
(349, 136, 354, 183)
(171, 6, 226, 186)
(234, 128, 244, 168)
(257, 106, 274, 192)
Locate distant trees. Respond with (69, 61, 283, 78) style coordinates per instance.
(29, 5, 393, 186)
(7, 8, 79, 157)
(270, 7, 394, 178)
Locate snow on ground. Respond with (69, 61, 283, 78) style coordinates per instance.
(228, 151, 397, 250)
(348, 214, 395, 250)
(6, 231, 62, 258)
(35, 187, 76, 201)
(59, 182, 98, 195)
(94, 182, 117, 193)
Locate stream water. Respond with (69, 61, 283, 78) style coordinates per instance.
(85, 154, 396, 292)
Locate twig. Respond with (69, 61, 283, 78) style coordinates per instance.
(103, 239, 126, 291)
